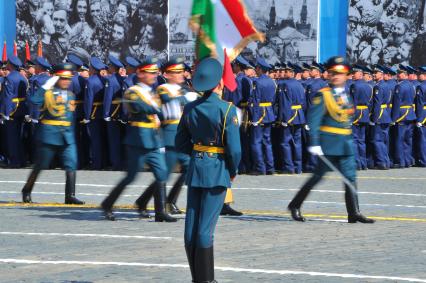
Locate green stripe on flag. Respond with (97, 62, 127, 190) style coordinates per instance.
(190, 0, 217, 60)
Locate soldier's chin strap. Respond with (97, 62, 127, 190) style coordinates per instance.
(317, 154, 357, 194)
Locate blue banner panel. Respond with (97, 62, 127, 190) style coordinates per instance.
(0, 0, 17, 56)
(318, 0, 348, 63)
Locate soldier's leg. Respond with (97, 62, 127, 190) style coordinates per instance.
(239, 127, 251, 174)
(417, 126, 426, 167)
(194, 186, 227, 283)
(278, 125, 294, 173)
(383, 124, 391, 168)
(87, 120, 106, 170)
(61, 143, 84, 205)
(293, 125, 303, 174)
(404, 122, 414, 167)
(372, 124, 388, 169)
(358, 124, 367, 169)
(250, 125, 265, 174)
(4, 118, 24, 168)
(392, 123, 406, 167)
(352, 125, 362, 170)
(22, 143, 57, 203)
(106, 121, 122, 170)
(262, 124, 275, 174)
(145, 149, 177, 222)
(167, 151, 189, 214)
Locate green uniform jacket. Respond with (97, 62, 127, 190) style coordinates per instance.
(308, 87, 355, 156)
(30, 87, 76, 146)
(175, 92, 242, 188)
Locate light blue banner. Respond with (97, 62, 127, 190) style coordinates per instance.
(318, 0, 348, 63)
(0, 0, 16, 56)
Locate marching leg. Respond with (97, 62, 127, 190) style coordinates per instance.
(64, 171, 85, 205)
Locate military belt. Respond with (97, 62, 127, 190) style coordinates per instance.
(380, 104, 388, 109)
(320, 126, 352, 135)
(400, 105, 413, 109)
(112, 100, 121, 105)
(162, 119, 180, 125)
(129, 121, 158, 128)
(259, 102, 272, 107)
(74, 100, 83, 104)
(41, 120, 71, 127)
(291, 105, 302, 110)
(356, 105, 368, 110)
(12, 97, 26, 103)
(93, 102, 103, 106)
(193, 144, 225, 154)
(240, 102, 249, 108)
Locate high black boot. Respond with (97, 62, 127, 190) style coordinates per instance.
(154, 182, 178, 222)
(21, 168, 41, 203)
(194, 247, 216, 283)
(135, 181, 156, 218)
(185, 245, 196, 282)
(65, 171, 85, 205)
(345, 183, 375, 224)
(101, 180, 128, 221)
(166, 174, 185, 214)
(220, 203, 243, 216)
(287, 174, 322, 221)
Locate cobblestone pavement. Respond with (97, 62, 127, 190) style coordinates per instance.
(0, 168, 425, 283)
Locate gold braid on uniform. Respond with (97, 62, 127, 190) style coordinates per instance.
(45, 90, 66, 117)
(321, 87, 352, 123)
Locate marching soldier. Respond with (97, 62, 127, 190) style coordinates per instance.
(390, 65, 416, 168)
(176, 57, 241, 283)
(101, 57, 176, 223)
(123, 56, 140, 90)
(287, 56, 375, 224)
(414, 67, 426, 167)
(21, 63, 85, 205)
(249, 57, 276, 175)
(0, 56, 28, 168)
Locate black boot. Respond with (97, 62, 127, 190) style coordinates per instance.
(345, 183, 375, 224)
(101, 181, 128, 221)
(166, 174, 185, 214)
(220, 203, 243, 216)
(287, 174, 322, 221)
(194, 247, 215, 283)
(21, 169, 40, 203)
(135, 181, 156, 218)
(65, 171, 85, 205)
(185, 245, 196, 282)
(154, 182, 177, 222)
(287, 206, 305, 222)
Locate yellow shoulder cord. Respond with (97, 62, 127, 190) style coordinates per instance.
(322, 88, 350, 123)
(45, 90, 66, 117)
(221, 102, 233, 146)
(9, 99, 20, 117)
(352, 109, 363, 125)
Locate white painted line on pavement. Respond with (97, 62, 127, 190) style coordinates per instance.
(0, 258, 425, 282)
(301, 200, 426, 209)
(0, 232, 173, 240)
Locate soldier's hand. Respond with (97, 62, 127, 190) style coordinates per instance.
(104, 117, 111, 122)
(251, 122, 259, 127)
(230, 175, 236, 182)
(118, 119, 127, 124)
(369, 122, 375, 126)
(24, 115, 32, 123)
(308, 146, 324, 156)
(81, 119, 90, 124)
(42, 76, 60, 90)
(416, 122, 423, 128)
(304, 124, 310, 131)
(184, 92, 198, 102)
(281, 122, 288, 127)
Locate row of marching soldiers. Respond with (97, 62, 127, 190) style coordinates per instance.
(221, 57, 426, 174)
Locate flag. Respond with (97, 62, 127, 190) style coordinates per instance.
(1, 41, 6, 62)
(13, 41, 17, 57)
(25, 41, 31, 62)
(222, 48, 237, 91)
(37, 39, 43, 57)
(190, 0, 264, 62)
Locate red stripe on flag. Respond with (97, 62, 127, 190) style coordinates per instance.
(222, 49, 237, 92)
(221, 0, 258, 37)
(2, 41, 7, 62)
(25, 41, 31, 62)
(13, 41, 17, 57)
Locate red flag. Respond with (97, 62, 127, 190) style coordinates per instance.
(13, 41, 17, 56)
(25, 41, 31, 62)
(37, 39, 43, 57)
(222, 49, 237, 92)
(1, 41, 6, 62)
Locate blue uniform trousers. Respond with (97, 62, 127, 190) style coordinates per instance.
(3, 118, 24, 168)
(250, 124, 274, 174)
(87, 119, 107, 170)
(184, 186, 227, 248)
(75, 122, 89, 169)
(238, 127, 251, 174)
(22, 122, 38, 164)
(106, 121, 123, 170)
(279, 125, 302, 173)
(404, 123, 415, 167)
(371, 124, 390, 168)
(414, 126, 426, 167)
(34, 143, 77, 171)
(353, 124, 367, 169)
(392, 123, 407, 167)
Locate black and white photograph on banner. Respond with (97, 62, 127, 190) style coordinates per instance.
(169, 0, 318, 65)
(347, 0, 426, 66)
(15, 0, 168, 64)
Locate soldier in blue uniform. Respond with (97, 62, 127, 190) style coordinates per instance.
(101, 57, 176, 223)
(0, 56, 28, 168)
(175, 57, 241, 283)
(249, 57, 276, 175)
(123, 56, 140, 90)
(276, 63, 306, 174)
(83, 57, 109, 170)
(21, 63, 85, 204)
(104, 55, 126, 170)
(287, 56, 375, 224)
(0, 61, 7, 163)
(370, 65, 392, 169)
(390, 65, 417, 168)
(414, 67, 426, 167)
(350, 65, 373, 170)
(407, 66, 421, 88)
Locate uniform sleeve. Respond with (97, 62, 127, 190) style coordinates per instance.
(175, 104, 193, 155)
(371, 86, 380, 122)
(307, 92, 325, 146)
(2, 77, 15, 116)
(281, 84, 292, 123)
(124, 89, 161, 115)
(84, 81, 94, 120)
(391, 85, 401, 122)
(103, 78, 113, 118)
(415, 86, 424, 123)
(224, 106, 242, 178)
(29, 87, 46, 106)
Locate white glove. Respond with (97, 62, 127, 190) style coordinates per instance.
(281, 122, 288, 127)
(308, 146, 324, 156)
(159, 147, 166, 153)
(304, 124, 310, 131)
(42, 76, 60, 90)
(118, 119, 127, 124)
(104, 117, 111, 122)
(184, 92, 198, 102)
(31, 119, 39, 124)
(251, 122, 259, 127)
(416, 122, 423, 128)
(25, 115, 32, 123)
(369, 121, 375, 126)
(81, 119, 90, 124)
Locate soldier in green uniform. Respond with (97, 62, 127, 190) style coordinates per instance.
(176, 57, 242, 283)
(287, 56, 375, 224)
(100, 57, 176, 223)
(21, 63, 85, 205)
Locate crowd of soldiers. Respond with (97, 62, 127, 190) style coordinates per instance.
(0, 53, 425, 176)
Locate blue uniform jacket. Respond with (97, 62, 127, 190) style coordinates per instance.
(415, 82, 426, 124)
(391, 80, 416, 123)
(249, 74, 276, 124)
(371, 80, 392, 124)
(103, 73, 126, 120)
(30, 87, 76, 145)
(277, 78, 306, 125)
(0, 70, 28, 118)
(223, 72, 245, 106)
(306, 78, 328, 109)
(350, 79, 372, 124)
(84, 74, 107, 120)
(175, 92, 241, 188)
(123, 73, 138, 90)
(28, 73, 50, 119)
